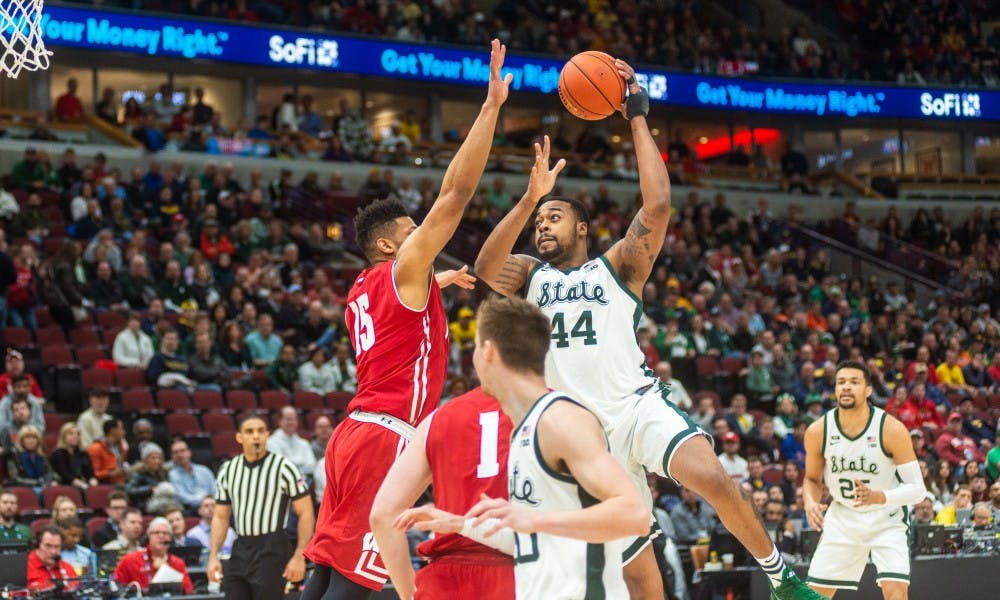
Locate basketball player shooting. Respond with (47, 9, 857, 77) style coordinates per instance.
(803, 361, 926, 599)
(475, 59, 824, 599)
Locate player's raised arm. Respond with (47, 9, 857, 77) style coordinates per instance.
(370, 419, 434, 600)
(474, 136, 563, 296)
(802, 418, 827, 531)
(469, 401, 648, 543)
(603, 60, 670, 295)
(394, 39, 512, 307)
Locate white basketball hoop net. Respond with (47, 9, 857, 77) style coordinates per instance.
(0, 0, 51, 78)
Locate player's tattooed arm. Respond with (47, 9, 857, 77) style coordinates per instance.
(484, 255, 536, 297)
(608, 208, 665, 291)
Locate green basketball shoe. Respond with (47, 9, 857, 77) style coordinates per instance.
(770, 566, 826, 600)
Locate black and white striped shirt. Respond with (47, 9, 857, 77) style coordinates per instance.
(216, 451, 309, 536)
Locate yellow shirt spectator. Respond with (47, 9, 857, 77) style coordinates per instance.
(449, 307, 476, 349)
(935, 361, 966, 386)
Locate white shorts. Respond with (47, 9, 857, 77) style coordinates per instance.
(806, 502, 911, 590)
(605, 385, 709, 562)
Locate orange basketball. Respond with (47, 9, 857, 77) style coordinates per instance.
(558, 51, 626, 121)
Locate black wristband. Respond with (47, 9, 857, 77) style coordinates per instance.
(626, 75, 636, 85)
(625, 88, 649, 119)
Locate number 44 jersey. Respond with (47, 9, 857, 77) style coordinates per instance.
(525, 258, 658, 425)
(822, 405, 900, 512)
(345, 260, 449, 426)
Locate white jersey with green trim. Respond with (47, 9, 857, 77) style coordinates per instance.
(525, 257, 659, 425)
(822, 405, 900, 512)
(509, 391, 628, 600)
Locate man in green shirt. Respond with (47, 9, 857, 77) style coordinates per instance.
(986, 429, 1000, 481)
(0, 489, 31, 543)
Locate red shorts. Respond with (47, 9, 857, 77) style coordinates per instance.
(304, 418, 408, 590)
(415, 554, 515, 600)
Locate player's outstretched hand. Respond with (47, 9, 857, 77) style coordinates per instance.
(851, 479, 886, 508)
(614, 59, 641, 95)
(485, 39, 514, 109)
(436, 265, 477, 289)
(524, 135, 567, 203)
(467, 493, 537, 537)
(395, 505, 464, 534)
(805, 501, 827, 532)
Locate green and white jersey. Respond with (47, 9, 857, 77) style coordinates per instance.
(509, 391, 628, 600)
(822, 406, 899, 512)
(525, 257, 659, 425)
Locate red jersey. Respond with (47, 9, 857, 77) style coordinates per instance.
(418, 388, 512, 560)
(345, 261, 448, 425)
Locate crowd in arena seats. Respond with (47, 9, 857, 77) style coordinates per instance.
(64, 0, 1000, 86)
(1, 135, 999, 593)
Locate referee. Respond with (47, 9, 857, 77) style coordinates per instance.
(207, 414, 314, 599)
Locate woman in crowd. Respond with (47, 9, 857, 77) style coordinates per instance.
(125, 444, 168, 511)
(928, 459, 957, 505)
(51, 495, 79, 523)
(217, 321, 252, 370)
(5, 425, 56, 489)
(50, 422, 98, 489)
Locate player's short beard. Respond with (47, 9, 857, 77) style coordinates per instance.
(837, 393, 858, 409)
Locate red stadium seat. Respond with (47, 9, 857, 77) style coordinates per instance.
(166, 413, 201, 436)
(202, 412, 235, 434)
(41, 346, 75, 366)
(76, 346, 109, 366)
(87, 517, 108, 541)
(259, 390, 290, 411)
(157, 389, 191, 410)
(34, 307, 54, 328)
(35, 327, 66, 346)
(8, 486, 40, 510)
(116, 369, 148, 389)
(2, 327, 33, 347)
(43, 413, 63, 432)
(42, 485, 83, 509)
(43, 432, 59, 454)
(762, 466, 784, 486)
(211, 432, 242, 458)
(69, 328, 102, 347)
(97, 312, 127, 330)
(84, 485, 116, 510)
(226, 390, 258, 410)
(324, 391, 353, 411)
(293, 391, 324, 410)
(30, 518, 52, 537)
(82, 368, 115, 389)
(192, 390, 225, 411)
(122, 390, 155, 412)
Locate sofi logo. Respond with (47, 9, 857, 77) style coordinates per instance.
(920, 92, 981, 118)
(268, 35, 339, 68)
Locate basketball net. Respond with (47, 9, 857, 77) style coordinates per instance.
(0, 0, 51, 78)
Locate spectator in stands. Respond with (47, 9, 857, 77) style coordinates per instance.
(779, 141, 808, 177)
(126, 443, 168, 511)
(95, 87, 119, 125)
(57, 517, 96, 575)
(199, 219, 235, 264)
(112, 312, 155, 369)
(50, 495, 77, 523)
(188, 331, 229, 392)
(245, 313, 281, 368)
(266, 405, 315, 480)
(50, 422, 98, 489)
(780, 419, 807, 468)
(377, 120, 412, 164)
(654, 361, 691, 412)
(147, 329, 195, 390)
(87, 260, 126, 311)
(123, 419, 155, 468)
(91, 490, 129, 548)
(27, 525, 78, 593)
(718, 431, 749, 482)
(297, 347, 337, 395)
(935, 485, 974, 526)
(745, 347, 777, 403)
(40, 239, 87, 333)
(936, 411, 986, 467)
(168, 439, 216, 515)
(0, 375, 44, 431)
(54, 78, 85, 122)
(337, 102, 373, 160)
(247, 115, 272, 140)
(321, 135, 352, 162)
(103, 506, 144, 552)
(298, 95, 323, 137)
(217, 321, 251, 370)
(310, 415, 332, 461)
(121, 255, 158, 309)
(114, 517, 194, 593)
(76, 388, 112, 448)
(0, 488, 30, 542)
(191, 88, 214, 127)
(88, 418, 129, 485)
(937, 348, 977, 399)
(10, 191, 49, 246)
(329, 342, 358, 393)
(187, 495, 236, 555)
(4, 425, 55, 488)
(957, 397, 995, 448)
(163, 504, 201, 547)
(670, 487, 717, 542)
(0, 349, 42, 399)
(10, 148, 48, 190)
(132, 113, 167, 152)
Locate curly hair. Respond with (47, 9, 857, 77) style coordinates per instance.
(353, 198, 409, 260)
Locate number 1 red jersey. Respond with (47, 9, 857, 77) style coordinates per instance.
(417, 387, 513, 560)
(345, 261, 448, 425)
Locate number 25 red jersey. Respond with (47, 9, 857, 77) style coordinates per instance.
(418, 387, 513, 560)
(345, 261, 448, 425)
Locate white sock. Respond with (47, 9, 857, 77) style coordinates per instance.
(757, 546, 785, 586)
